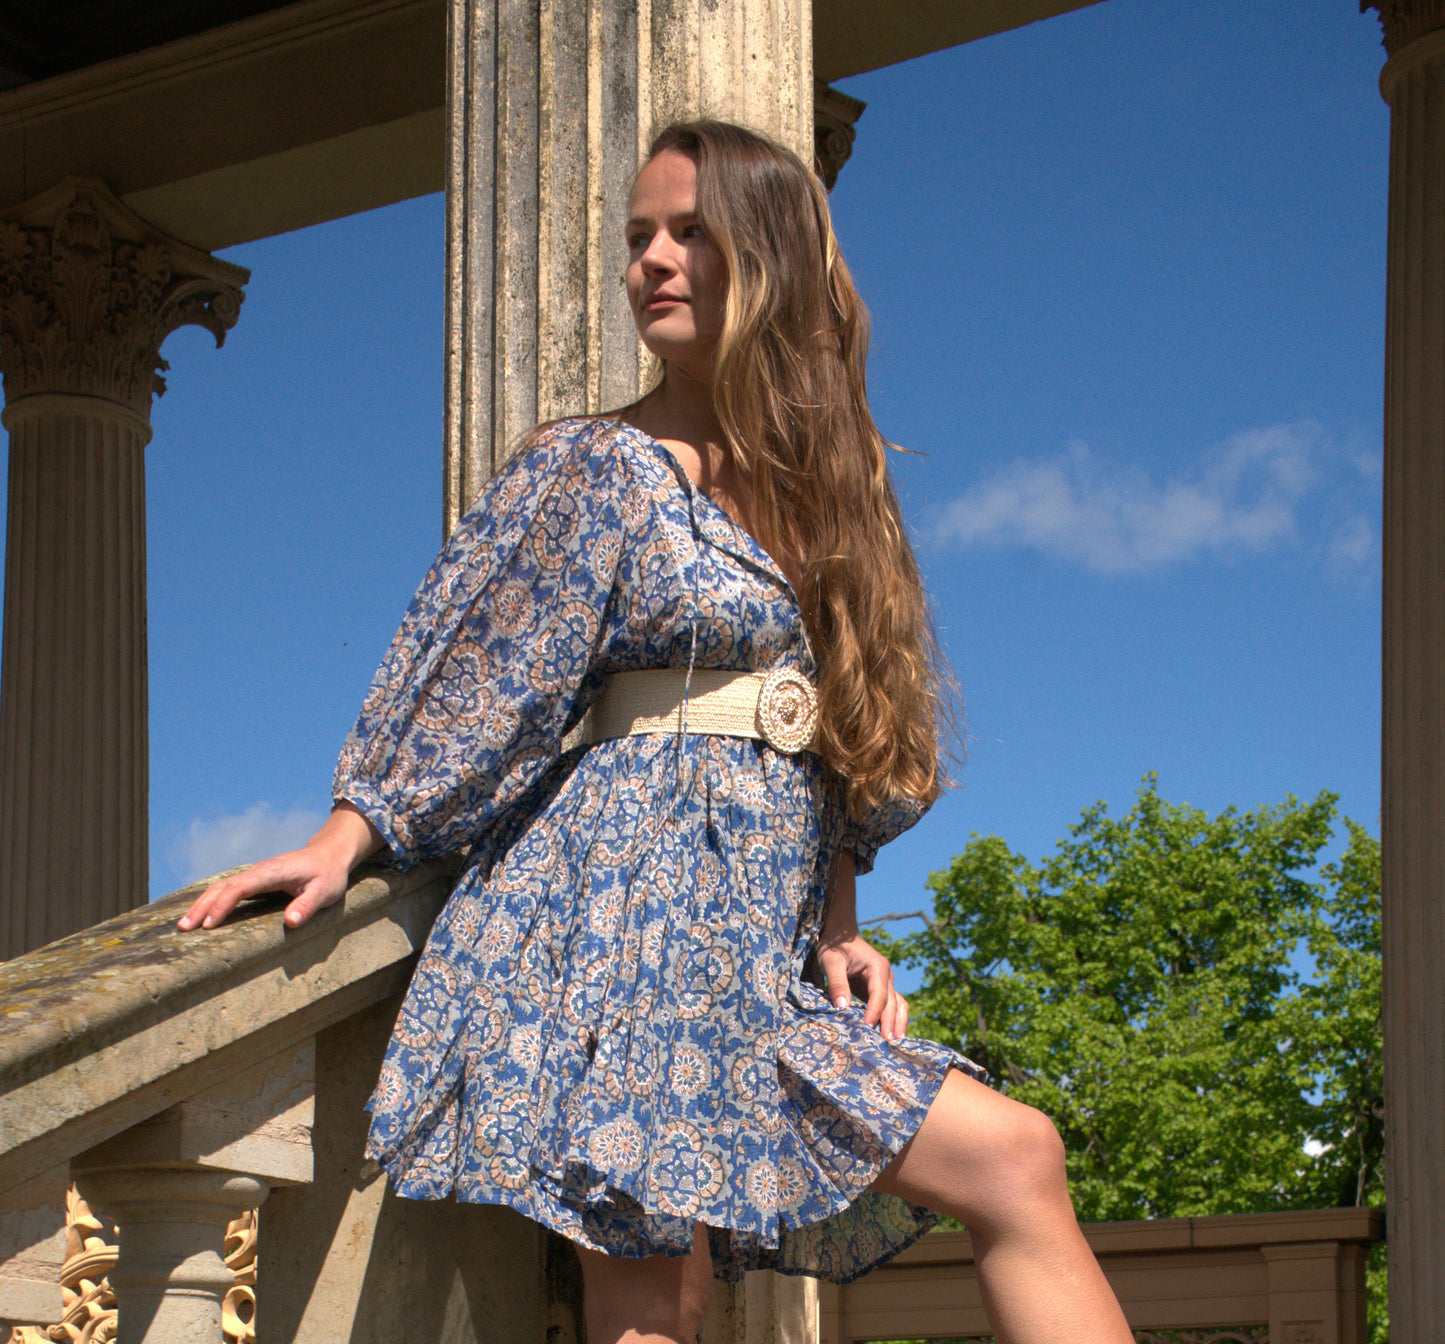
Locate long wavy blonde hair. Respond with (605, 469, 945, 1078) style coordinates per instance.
(642, 120, 953, 814)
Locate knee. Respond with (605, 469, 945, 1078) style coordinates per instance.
(987, 1098, 1070, 1208)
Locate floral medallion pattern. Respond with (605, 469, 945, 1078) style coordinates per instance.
(335, 418, 981, 1282)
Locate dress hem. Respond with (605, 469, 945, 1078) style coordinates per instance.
(365, 1057, 974, 1284)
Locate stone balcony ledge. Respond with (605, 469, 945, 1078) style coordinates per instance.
(0, 856, 460, 1195)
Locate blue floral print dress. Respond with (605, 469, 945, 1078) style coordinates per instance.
(334, 416, 983, 1283)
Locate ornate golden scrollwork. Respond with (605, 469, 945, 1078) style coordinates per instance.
(222, 1206, 258, 1344)
(4, 1188, 257, 1344)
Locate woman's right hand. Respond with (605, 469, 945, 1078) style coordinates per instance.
(176, 802, 384, 933)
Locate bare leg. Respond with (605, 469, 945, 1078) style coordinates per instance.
(576, 1223, 714, 1344)
(872, 1069, 1133, 1344)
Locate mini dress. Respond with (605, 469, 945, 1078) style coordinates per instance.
(333, 416, 984, 1283)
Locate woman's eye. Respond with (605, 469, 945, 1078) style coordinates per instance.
(682, 225, 706, 239)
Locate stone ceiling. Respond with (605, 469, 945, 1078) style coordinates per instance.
(0, 0, 298, 91)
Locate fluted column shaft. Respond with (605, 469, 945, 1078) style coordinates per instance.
(1372, 4, 1445, 1337)
(442, 0, 812, 531)
(0, 178, 247, 959)
(0, 396, 149, 953)
(441, 6, 816, 1331)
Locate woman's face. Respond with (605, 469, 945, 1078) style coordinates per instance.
(625, 149, 727, 379)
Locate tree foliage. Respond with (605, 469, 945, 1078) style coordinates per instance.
(872, 778, 1384, 1267)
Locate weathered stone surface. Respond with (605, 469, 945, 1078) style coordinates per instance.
(0, 1164, 68, 1327)
(0, 858, 459, 1195)
(703, 1270, 819, 1344)
(73, 1040, 316, 1187)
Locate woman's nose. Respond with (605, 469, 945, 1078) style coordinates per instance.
(640, 236, 675, 273)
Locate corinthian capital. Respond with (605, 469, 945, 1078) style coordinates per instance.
(814, 82, 867, 192)
(1364, 0, 1445, 54)
(0, 179, 249, 419)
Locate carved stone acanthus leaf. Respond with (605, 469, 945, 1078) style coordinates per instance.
(0, 179, 249, 419)
(1363, 0, 1445, 54)
(814, 81, 866, 191)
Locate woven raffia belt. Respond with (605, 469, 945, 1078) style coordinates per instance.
(572, 667, 820, 754)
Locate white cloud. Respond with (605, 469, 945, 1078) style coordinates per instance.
(1329, 515, 1376, 567)
(929, 421, 1378, 576)
(170, 803, 325, 884)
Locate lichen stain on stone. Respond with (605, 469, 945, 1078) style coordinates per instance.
(0, 883, 275, 1039)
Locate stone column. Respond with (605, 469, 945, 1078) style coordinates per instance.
(0, 178, 247, 958)
(701, 1267, 819, 1344)
(69, 1169, 265, 1344)
(442, 0, 813, 531)
(1366, 3, 1445, 1338)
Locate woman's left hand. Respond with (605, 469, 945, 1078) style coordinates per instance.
(816, 925, 909, 1044)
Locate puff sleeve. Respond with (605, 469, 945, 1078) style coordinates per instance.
(841, 795, 931, 876)
(333, 420, 627, 866)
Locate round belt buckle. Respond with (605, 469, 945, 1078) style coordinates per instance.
(756, 667, 818, 753)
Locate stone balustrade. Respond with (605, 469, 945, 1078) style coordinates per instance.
(0, 859, 466, 1343)
(0, 866, 1384, 1344)
(0, 861, 815, 1344)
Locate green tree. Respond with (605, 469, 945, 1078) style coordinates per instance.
(871, 779, 1385, 1337)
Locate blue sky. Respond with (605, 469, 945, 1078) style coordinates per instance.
(25, 0, 1384, 936)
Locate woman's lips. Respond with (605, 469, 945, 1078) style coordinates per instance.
(645, 293, 685, 310)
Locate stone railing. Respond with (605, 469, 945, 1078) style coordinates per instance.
(0, 859, 494, 1343)
(0, 863, 816, 1344)
(0, 869, 1383, 1344)
(819, 1207, 1384, 1344)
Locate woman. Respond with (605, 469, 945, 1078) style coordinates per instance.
(179, 121, 1132, 1344)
